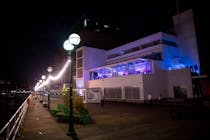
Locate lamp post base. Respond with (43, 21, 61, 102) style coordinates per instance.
(67, 131, 78, 140)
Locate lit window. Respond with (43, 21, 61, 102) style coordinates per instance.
(111, 66, 118, 77)
(135, 60, 152, 74)
(128, 62, 135, 74)
(117, 64, 128, 76)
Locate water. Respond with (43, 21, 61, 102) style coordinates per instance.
(0, 93, 30, 129)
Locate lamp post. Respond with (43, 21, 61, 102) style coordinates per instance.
(47, 66, 53, 111)
(41, 75, 46, 106)
(63, 33, 80, 139)
(39, 79, 43, 102)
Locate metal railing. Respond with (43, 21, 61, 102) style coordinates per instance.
(0, 94, 31, 140)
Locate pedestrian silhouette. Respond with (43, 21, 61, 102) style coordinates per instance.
(148, 92, 152, 103)
(158, 94, 162, 102)
(101, 96, 104, 107)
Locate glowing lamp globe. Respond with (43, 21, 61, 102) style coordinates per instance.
(47, 66, 53, 73)
(68, 33, 81, 45)
(41, 75, 46, 80)
(63, 40, 74, 51)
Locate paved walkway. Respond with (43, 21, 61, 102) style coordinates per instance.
(16, 95, 72, 140)
(15, 95, 210, 140)
(76, 101, 210, 140)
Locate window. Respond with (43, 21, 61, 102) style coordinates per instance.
(89, 59, 152, 80)
(153, 40, 161, 46)
(141, 42, 154, 49)
(123, 47, 140, 54)
(92, 70, 99, 80)
(104, 87, 122, 99)
(141, 40, 162, 49)
(143, 52, 162, 60)
(135, 60, 152, 74)
(128, 62, 135, 74)
(111, 66, 118, 77)
(162, 39, 177, 47)
(77, 50, 83, 58)
(124, 87, 140, 100)
(100, 68, 112, 78)
(77, 69, 83, 78)
(117, 64, 128, 76)
(107, 53, 121, 59)
(77, 58, 83, 68)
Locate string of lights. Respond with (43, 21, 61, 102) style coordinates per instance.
(34, 58, 71, 91)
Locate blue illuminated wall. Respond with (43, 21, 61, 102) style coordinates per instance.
(173, 9, 200, 74)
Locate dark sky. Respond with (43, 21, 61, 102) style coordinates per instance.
(0, 0, 209, 86)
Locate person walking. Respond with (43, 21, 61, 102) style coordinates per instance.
(101, 96, 104, 107)
(158, 94, 162, 102)
(148, 92, 152, 104)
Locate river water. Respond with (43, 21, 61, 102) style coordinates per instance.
(0, 93, 30, 129)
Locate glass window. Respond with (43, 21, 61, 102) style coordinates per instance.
(77, 50, 83, 58)
(93, 70, 99, 80)
(145, 61, 152, 74)
(107, 52, 121, 59)
(89, 59, 152, 80)
(102, 68, 112, 78)
(128, 62, 135, 74)
(135, 60, 152, 74)
(117, 64, 128, 76)
(162, 39, 177, 47)
(77, 58, 83, 68)
(77, 69, 83, 78)
(99, 69, 105, 79)
(123, 47, 140, 54)
(111, 66, 118, 77)
(135, 60, 147, 74)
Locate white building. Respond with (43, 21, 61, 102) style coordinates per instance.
(74, 9, 200, 103)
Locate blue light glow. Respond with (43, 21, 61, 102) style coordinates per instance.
(89, 59, 152, 80)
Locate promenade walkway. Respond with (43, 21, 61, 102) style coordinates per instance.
(15, 95, 210, 140)
(16, 95, 71, 140)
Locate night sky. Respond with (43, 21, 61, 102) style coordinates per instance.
(0, 0, 209, 87)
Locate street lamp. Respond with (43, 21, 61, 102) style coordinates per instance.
(39, 79, 43, 102)
(63, 33, 80, 139)
(47, 66, 53, 111)
(41, 75, 46, 106)
(41, 75, 46, 81)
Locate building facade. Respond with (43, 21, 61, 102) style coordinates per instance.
(74, 9, 200, 103)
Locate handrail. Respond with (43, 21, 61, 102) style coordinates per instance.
(0, 94, 31, 140)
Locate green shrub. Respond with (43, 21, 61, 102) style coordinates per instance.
(54, 89, 92, 124)
(62, 90, 88, 114)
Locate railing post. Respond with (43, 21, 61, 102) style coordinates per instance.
(6, 122, 10, 140)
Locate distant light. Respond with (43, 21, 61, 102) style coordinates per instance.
(41, 75, 46, 80)
(78, 89, 83, 96)
(67, 59, 71, 63)
(84, 18, 87, 27)
(47, 66, 53, 73)
(68, 33, 81, 45)
(104, 24, 110, 28)
(95, 29, 100, 32)
(63, 40, 74, 51)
